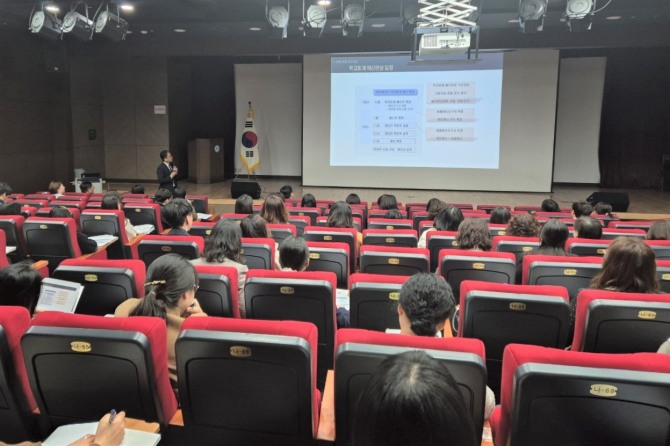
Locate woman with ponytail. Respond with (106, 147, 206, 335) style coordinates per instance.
(396, 273, 496, 419)
(115, 254, 206, 391)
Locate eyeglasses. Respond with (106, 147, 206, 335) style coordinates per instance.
(193, 284, 199, 292)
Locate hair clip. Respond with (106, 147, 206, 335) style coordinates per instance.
(144, 280, 167, 287)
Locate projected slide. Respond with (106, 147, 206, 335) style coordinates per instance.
(330, 54, 504, 169)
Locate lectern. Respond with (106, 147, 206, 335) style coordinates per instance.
(188, 139, 225, 184)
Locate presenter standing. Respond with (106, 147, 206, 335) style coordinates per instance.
(157, 150, 178, 193)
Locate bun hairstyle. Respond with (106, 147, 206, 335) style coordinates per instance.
(130, 254, 198, 320)
(399, 273, 455, 336)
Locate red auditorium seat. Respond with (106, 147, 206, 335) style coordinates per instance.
(565, 237, 612, 256)
(490, 344, 670, 446)
(176, 318, 320, 445)
(305, 241, 350, 289)
(359, 245, 429, 276)
(241, 237, 276, 270)
(80, 209, 137, 259)
(303, 226, 358, 273)
(192, 263, 240, 318)
(267, 223, 297, 244)
(348, 273, 409, 331)
(521, 254, 602, 300)
(362, 228, 418, 248)
(123, 202, 164, 234)
(135, 235, 203, 269)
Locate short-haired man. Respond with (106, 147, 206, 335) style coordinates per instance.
(0, 182, 12, 204)
(574, 216, 603, 240)
(572, 201, 594, 218)
(157, 150, 178, 193)
(162, 198, 194, 236)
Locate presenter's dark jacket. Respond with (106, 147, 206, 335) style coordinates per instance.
(157, 162, 176, 192)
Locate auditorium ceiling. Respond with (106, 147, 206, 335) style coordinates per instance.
(1, 0, 669, 53)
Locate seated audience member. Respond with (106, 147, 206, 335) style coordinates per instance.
(0, 202, 22, 215)
(260, 194, 289, 224)
(425, 198, 447, 219)
(395, 273, 495, 421)
(541, 198, 560, 212)
(153, 188, 173, 206)
(234, 194, 253, 214)
(352, 350, 478, 446)
(594, 201, 613, 216)
(279, 185, 294, 200)
(172, 187, 187, 199)
(647, 220, 670, 240)
(0, 181, 13, 204)
(591, 237, 659, 293)
(0, 261, 42, 315)
(240, 214, 281, 270)
(489, 206, 511, 224)
(162, 198, 194, 235)
(115, 254, 206, 391)
(48, 180, 65, 197)
(658, 338, 670, 355)
(131, 184, 145, 194)
(535, 218, 571, 256)
(80, 181, 93, 194)
(384, 209, 403, 219)
(101, 194, 138, 240)
(346, 193, 361, 205)
(327, 201, 363, 256)
(505, 213, 540, 238)
(49, 207, 97, 254)
(301, 193, 317, 208)
(191, 218, 248, 316)
(574, 216, 602, 239)
(377, 194, 398, 210)
(418, 206, 464, 248)
(572, 201, 594, 218)
(455, 218, 491, 251)
(278, 235, 310, 272)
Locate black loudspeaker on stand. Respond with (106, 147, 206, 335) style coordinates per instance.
(586, 192, 630, 212)
(231, 180, 261, 199)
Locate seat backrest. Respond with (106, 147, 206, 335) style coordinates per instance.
(241, 237, 276, 270)
(514, 205, 542, 212)
(572, 288, 670, 353)
(26, 193, 54, 201)
(566, 237, 612, 256)
(305, 241, 350, 289)
(188, 221, 215, 239)
(267, 223, 297, 244)
(123, 203, 163, 233)
(23, 217, 81, 273)
(359, 245, 429, 276)
(244, 269, 336, 387)
(136, 235, 203, 269)
(348, 273, 408, 331)
(23, 312, 177, 430)
(366, 218, 413, 231)
(645, 240, 670, 260)
(303, 226, 357, 273)
(492, 236, 541, 260)
(177, 318, 318, 445)
(494, 343, 670, 446)
(459, 280, 570, 397)
(53, 259, 146, 316)
(657, 260, 670, 293)
(437, 249, 517, 301)
(477, 204, 509, 213)
(600, 228, 646, 240)
(0, 307, 38, 443)
(288, 207, 322, 226)
(608, 220, 653, 231)
(193, 264, 240, 318)
(80, 209, 129, 259)
(425, 230, 459, 270)
(0, 230, 8, 269)
(488, 223, 508, 238)
(522, 254, 602, 300)
(0, 215, 27, 261)
(362, 228, 418, 248)
(288, 215, 311, 236)
(188, 195, 208, 213)
(335, 329, 487, 446)
(15, 199, 49, 209)
(220, 213, 251, 224)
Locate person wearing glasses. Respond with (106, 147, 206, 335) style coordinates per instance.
(114, 254, 206, 393)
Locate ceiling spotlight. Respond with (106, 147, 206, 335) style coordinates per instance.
(45, 5, 60, 13)
(62, 2, 94, 41)
(266, 1, 289, 39)
(518, 0, 547, 33)
(342, 2, 364, 38)
(303, 4, 327, 38)
(566, 0, 595, 31)
(29, 9, 62, 40)
(119, 3, 134, 12)
(95, 10, 128, 41)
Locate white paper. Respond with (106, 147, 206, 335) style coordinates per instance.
(134, 224, 155, 235)
(43, 421, 161, 446)
(35, 278, 84, 314)
(336, 288, 350, 311)
(5, 246, 16, 254)
(89, 235, 118, 247)
(197, 213, 213, 221)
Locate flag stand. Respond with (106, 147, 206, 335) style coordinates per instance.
(232, 101, 262, 198)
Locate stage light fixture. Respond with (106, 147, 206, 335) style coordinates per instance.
(62, 2, 94, 40)
(29, 5, 62, 40)
(266, 1, 289, 39)
(566, 0, 595, 31)
(342, 2, 364, 38)
(303, 2, 327, 38)
(518, 0, 547, 33)
(94, 3, 128, 41)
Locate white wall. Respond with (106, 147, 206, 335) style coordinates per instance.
(234, 63, 303, 176)
(553, 57, 606, 184)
